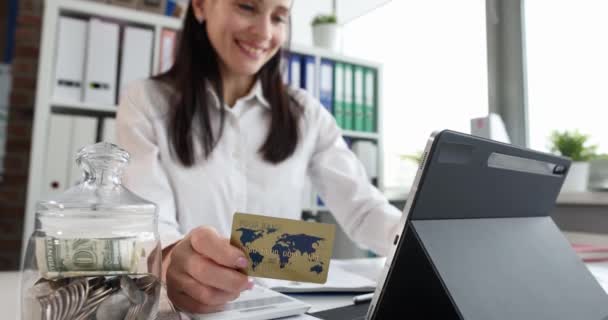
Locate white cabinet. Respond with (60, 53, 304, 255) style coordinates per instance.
(24, 0, 181, 254)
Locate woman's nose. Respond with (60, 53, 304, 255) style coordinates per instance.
(251, 16, 273, 42)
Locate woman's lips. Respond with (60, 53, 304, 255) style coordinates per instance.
(236, 40, 268, 60)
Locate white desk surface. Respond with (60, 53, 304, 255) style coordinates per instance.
(3, 232, 608, 320)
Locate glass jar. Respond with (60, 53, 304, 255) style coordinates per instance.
(21, 142, 160, 320)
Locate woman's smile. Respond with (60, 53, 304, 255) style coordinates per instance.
(234, 39, 269, 60)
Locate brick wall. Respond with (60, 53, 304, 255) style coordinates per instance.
(0, 2, 7, 58)
(0, 0, 42, 270)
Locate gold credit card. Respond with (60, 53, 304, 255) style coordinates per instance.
(230, 212, 336, 284)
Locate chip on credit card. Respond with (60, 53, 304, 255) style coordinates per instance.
(230, 212, 336, 284)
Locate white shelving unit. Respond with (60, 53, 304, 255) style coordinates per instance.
(23, 0, 183, 252)
(24, 0, 384, 258)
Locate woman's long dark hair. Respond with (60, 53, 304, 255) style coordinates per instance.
(156, 4, 301, 166)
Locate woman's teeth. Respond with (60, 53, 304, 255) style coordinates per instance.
(240, 42, 264, 56)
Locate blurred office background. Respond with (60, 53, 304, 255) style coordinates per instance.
(1, 0, 608, 269)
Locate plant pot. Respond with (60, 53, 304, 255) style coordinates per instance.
(312, 24, 341, 51)
(561, 161, 590, 193)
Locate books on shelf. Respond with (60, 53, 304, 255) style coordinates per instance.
(52, 13, 176, 108)
(364, 68, 377, 133)
(333, 62, 345, 128)
(83, 18, 120, 106)
(319, 59, 334, 114)
(284, 52, 379, 134)
(53, 17, 87, 103)
(288, 53, 302, 88)
(354, 65, 365, 131)
(302, 55, 316, 94)
(118, 25, 154, 100)
(343, 63, 354, 131)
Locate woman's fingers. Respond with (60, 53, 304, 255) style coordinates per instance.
(184, 254, 252, 293)
(167, 271, 241, 306)
(190, 226, 250, 269)
(167, 288, 227, 315)
(165, 226, 255, 314)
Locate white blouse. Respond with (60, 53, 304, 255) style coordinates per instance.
(116, 79, 401, 256)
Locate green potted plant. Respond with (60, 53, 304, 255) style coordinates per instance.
(549, 130, 597, 192)
(311, 13, 340, 51)
(400, 151, 424, 166)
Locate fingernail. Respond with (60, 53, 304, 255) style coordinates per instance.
(247, 278, 255, 290)
(236, 257, 248, 268)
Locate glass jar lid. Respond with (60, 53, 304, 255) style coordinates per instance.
(36, 142, 156, 216)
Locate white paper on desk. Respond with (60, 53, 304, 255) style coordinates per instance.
(331, 257, 386, 282)
(586, 262, 608, 294)
(254, 262, 376, 293)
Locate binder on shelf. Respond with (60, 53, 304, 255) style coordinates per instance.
(53, 17, 87, 103)
(302, 55, 316, 94)
(42, 115, 73, 199)
(288, 53, 302, 88)
(319, 59, 334, 114)
(353, 65, 365, 132)
(351, 140, 378, 182)
(364, 68, 377, 132)
(333, 62, 345, 128)
(119, 26, 153, 100)
(343, 64, 354, 130)
(102, 117, 117, 144)
(83, 18, 120, 106)
(67, 117, 98, 187)
(159, 28, 177, 73)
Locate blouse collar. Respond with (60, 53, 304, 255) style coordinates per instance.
(207, 79, 270, 110)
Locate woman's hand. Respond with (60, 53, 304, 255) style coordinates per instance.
(165, 226, 253, 314)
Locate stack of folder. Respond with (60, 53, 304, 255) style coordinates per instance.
(52, 16, 156, 107)
(333, 62, 378, 132)
(283, 52, 379, 133)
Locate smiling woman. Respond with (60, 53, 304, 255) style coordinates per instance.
(116, 0, 403, 314)
(157, 0, 299, 167)
(195, 0, 290, 79)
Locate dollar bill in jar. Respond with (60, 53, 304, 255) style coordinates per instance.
(35, 236, 143, 279)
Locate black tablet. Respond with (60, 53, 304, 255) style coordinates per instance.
(366, 129, 608, 319)
(312, 129, 608, 320)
